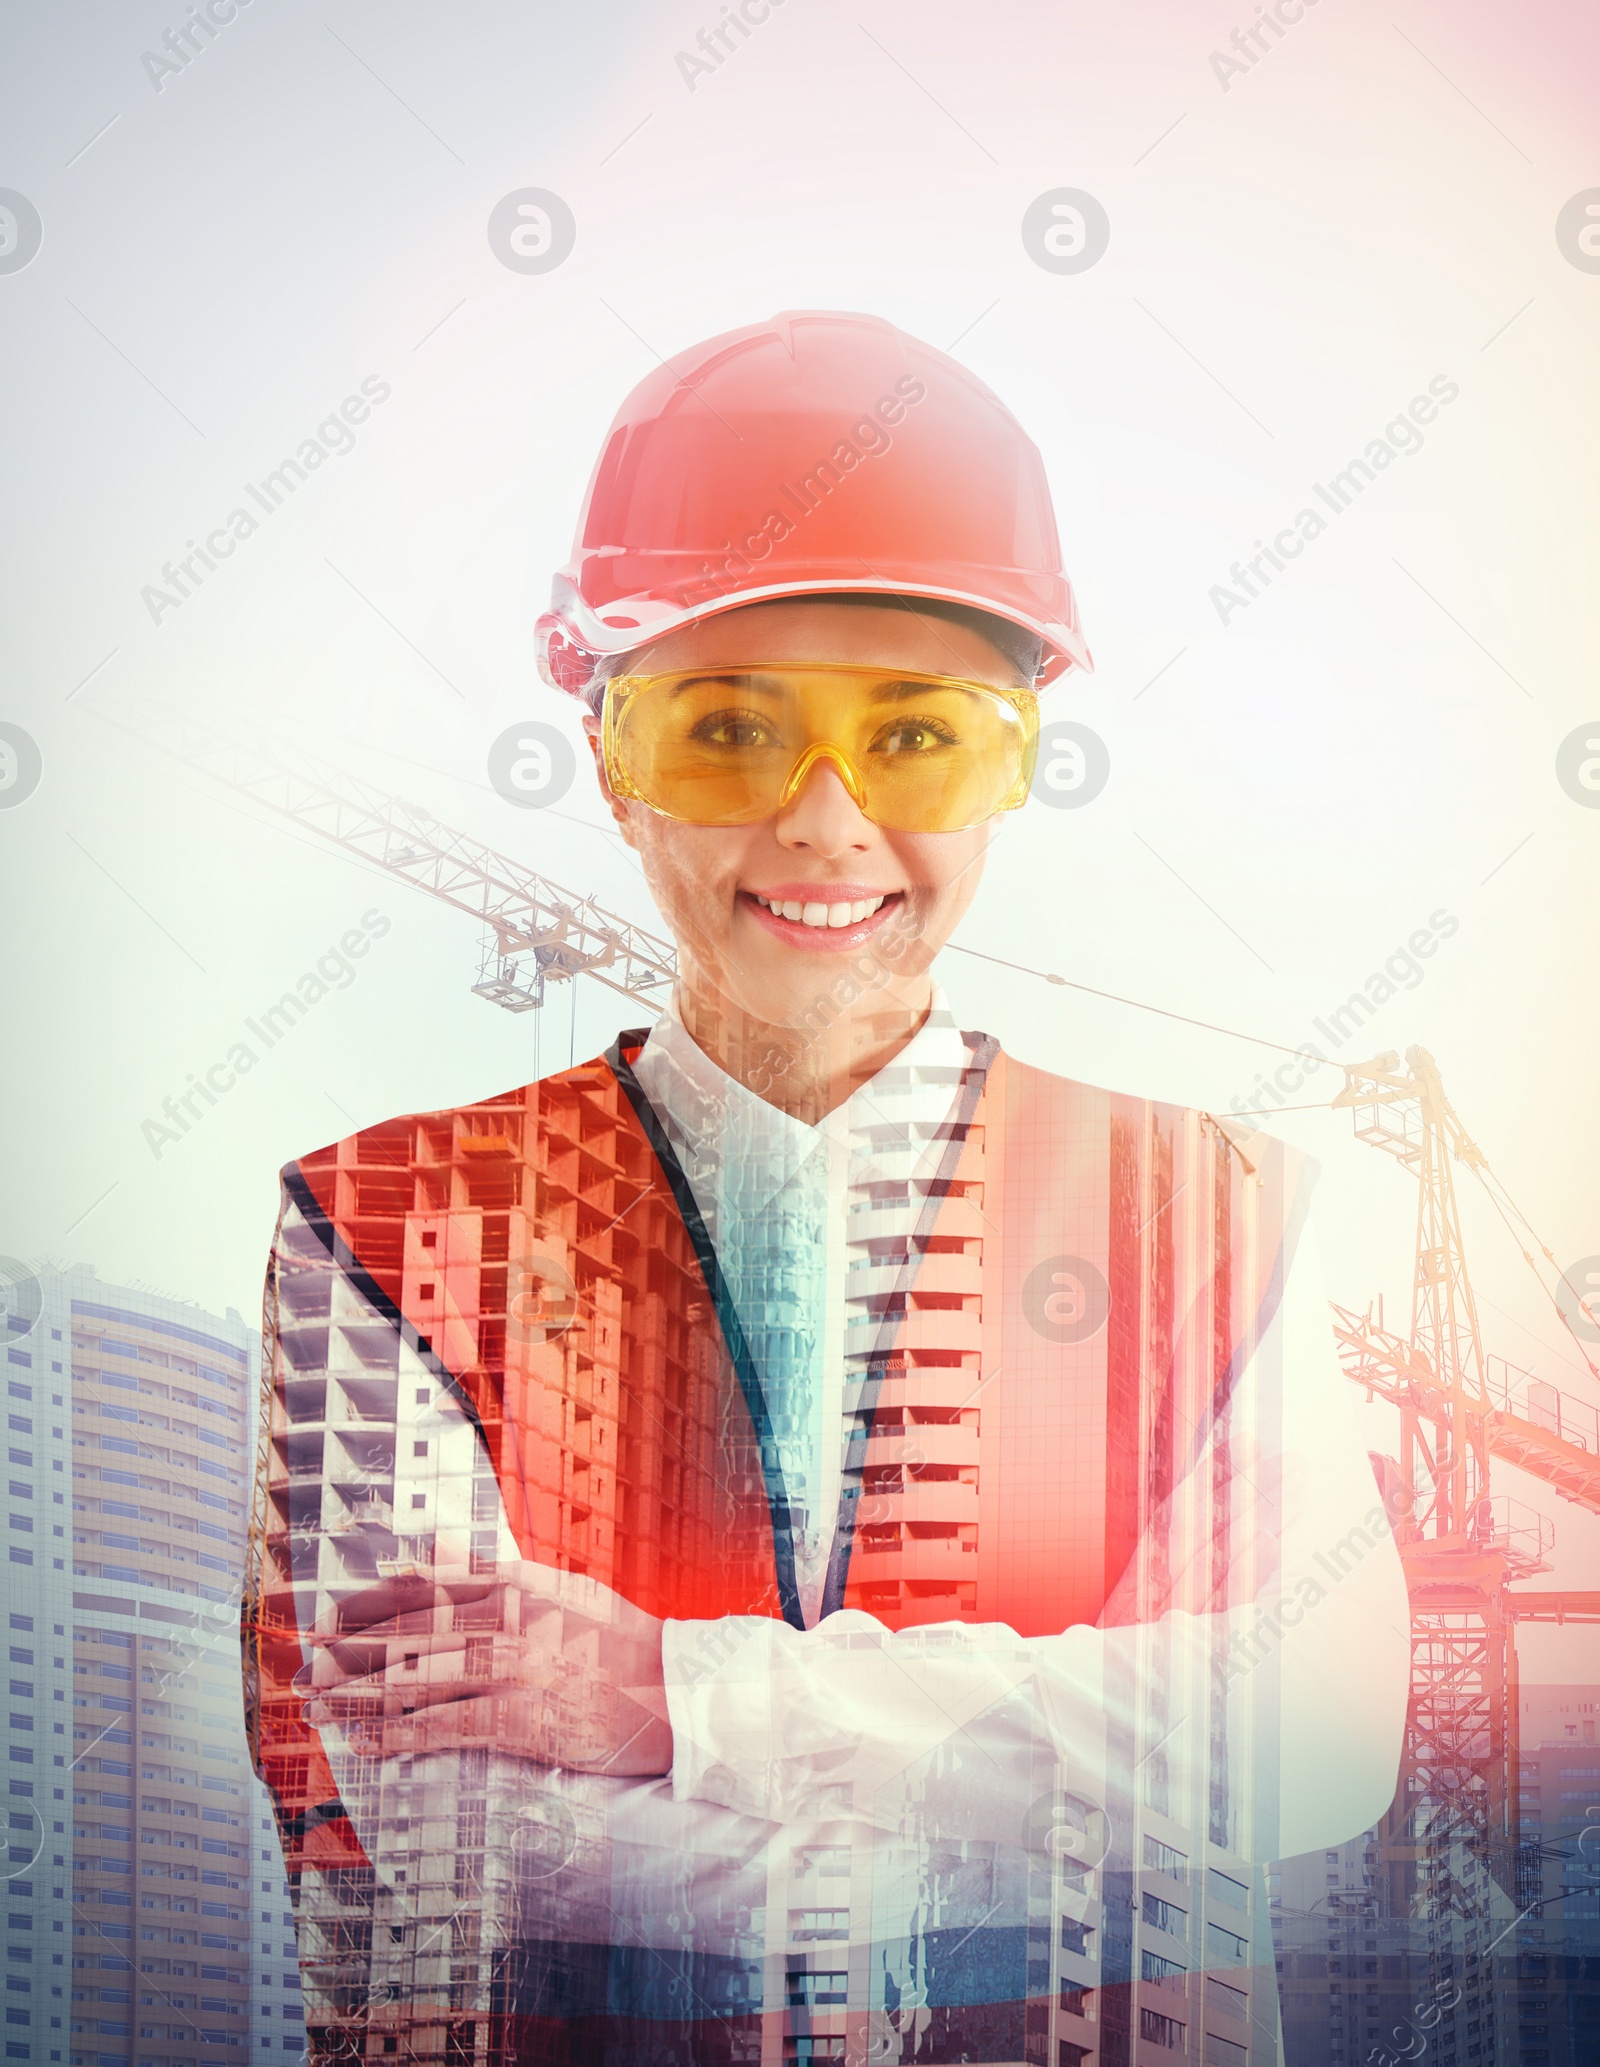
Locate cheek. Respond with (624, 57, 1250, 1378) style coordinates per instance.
(633, 820, 743, 926)
(897, 828, 992, 904)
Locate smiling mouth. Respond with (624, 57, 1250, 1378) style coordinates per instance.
(748, 892, 892, 930)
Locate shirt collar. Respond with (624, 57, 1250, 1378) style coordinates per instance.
(630, 986, 971, 1216)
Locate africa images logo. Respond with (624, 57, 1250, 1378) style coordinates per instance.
(142, 911, 390, 1157)
(676, 376, 928, 610)
(1210, 376, 1459, 625)
(141, 377, 391, 625)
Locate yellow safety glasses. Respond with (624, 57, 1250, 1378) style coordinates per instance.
(601, 664, 1039, 833)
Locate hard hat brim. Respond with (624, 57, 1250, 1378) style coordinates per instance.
(540, 573, 1091, 695)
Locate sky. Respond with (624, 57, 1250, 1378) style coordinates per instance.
(2, 0, 1598, 1666)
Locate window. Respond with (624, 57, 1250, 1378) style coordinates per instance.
(1140, 2008, 1186, 2048)
(785, 1970, 848, 2007)
(1143, 1893, 1187, 1939)
(1060, 1918, 1095, 1957)
(1206, 1922, 1248, 1967)
(787, 1911, 848, 1942)
(1208, 1869, 1249, 1911)
(1206, 2037, 1247, 2067)
(1144, 1835, 1188, 1876)
(1141, 1950, 1186, 1984)
(1206, 1978, 1248, 2020)
(794, 1846, 851, 1878)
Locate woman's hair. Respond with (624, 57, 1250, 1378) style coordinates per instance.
(584, 593, 1043, 712)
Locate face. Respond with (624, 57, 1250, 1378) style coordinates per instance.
(586, 599, 1023, 1036)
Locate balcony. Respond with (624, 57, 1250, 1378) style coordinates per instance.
(900, 1482, 978, 1525)
(343, 1496, 396, 1532)
(896, 1532, 978, 1580)
(865, 1424, 977, 1470)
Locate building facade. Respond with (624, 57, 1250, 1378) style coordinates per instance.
(1270, 1685, 1600, 2067)
(1, 1260, 304, 2067)
(1512, 1684, 1600, 2067)
(252, 1054, 1300, 2065)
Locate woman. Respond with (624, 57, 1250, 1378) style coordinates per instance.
(248, 311, 1408, 2065)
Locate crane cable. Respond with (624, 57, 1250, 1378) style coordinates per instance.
(948, 944, 1600, 1382)
(945, 942, 1345, 1118)
(943, 943, 1317, 1062)
(1467, 1161, 1600, 1388)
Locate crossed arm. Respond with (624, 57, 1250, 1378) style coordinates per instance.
(291, 1218, 1408, 1858)
(300, 1562, 673, 1776)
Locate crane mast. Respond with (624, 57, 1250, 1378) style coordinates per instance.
(1331, 1047, 1600, 1931)
(1336, 1048, 1494, 1550)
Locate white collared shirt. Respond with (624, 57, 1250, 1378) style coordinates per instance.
(635, 996, 1409, 1866)
(631, 985, 970, 1625)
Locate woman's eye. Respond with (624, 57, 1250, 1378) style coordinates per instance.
(871, 718, 958, 755)
(689, 708, 783, 749)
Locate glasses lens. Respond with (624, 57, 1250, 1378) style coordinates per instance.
(846, 678, 1030, 831)
(611, 669, 1034, 831)
(614, 672, 801, 825)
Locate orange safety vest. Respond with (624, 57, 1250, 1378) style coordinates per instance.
(247, 1032, 1307, 2060)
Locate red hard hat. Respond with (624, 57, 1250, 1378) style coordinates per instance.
(537, 310, 1091, 697)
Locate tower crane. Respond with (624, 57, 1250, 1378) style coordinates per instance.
(1329, 1047, 1600, 1921)
(111, 704, 1600, 1890)
(115, 698, 1600, 2044)
(107, 700, 678, 1015)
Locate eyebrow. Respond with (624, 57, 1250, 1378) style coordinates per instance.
(665, 671, 998, 701)
(868, 678, 991, 704)
(666, 671, 769, 698)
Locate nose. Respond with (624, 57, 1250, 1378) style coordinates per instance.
(773, 756, 877, 857)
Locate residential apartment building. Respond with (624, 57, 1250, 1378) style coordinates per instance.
(2, 1260, 304, 2067)
(1511, 1684, 1600, 2067)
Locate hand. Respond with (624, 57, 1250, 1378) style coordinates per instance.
(299, 1562, 671, 1775)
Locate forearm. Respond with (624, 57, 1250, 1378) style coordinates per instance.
(304, 1563, 672, 1775)
(664, 1557, 1406, 1859)
(664, 1223, 1410, 1856)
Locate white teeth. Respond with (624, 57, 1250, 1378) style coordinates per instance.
(752, 893, 888, 927)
